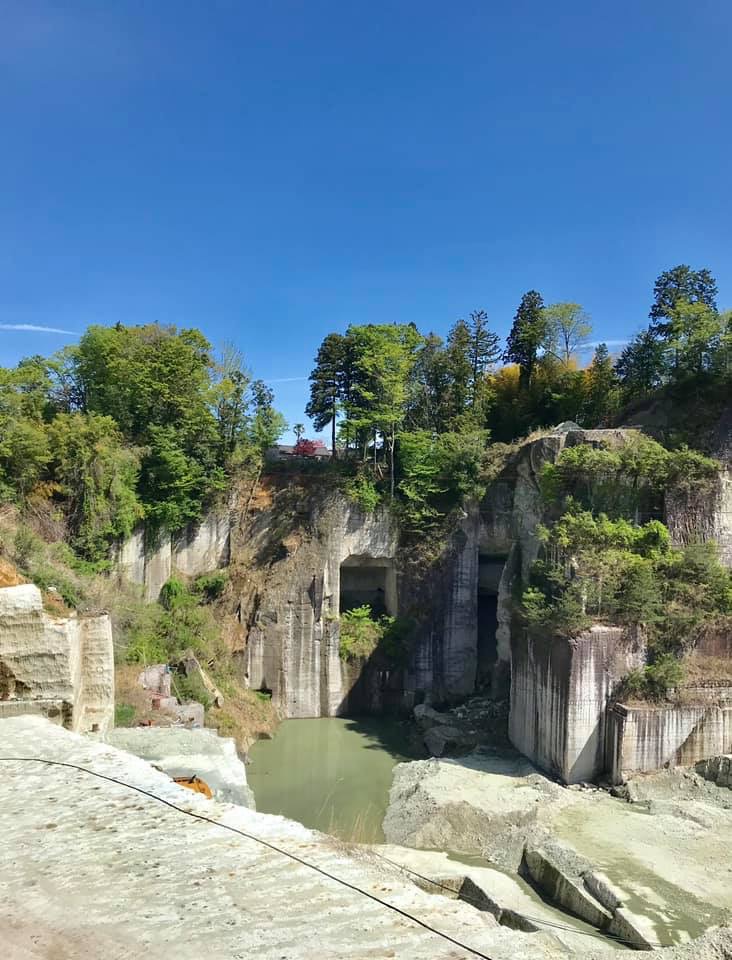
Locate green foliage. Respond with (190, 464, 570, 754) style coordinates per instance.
(621, 655, 685, 702)
(543, 302, 592, 365)
(338, 604, 411, 664)
(0, 321, 285, 563)
(541, 438, 719, 517)
(159, 576, 188, 611)
(125, 578, 223, 666)
(114, 703, 137, 727)
(193, 571, 228, 602)
(524, 505, 731, 651)
(344, 471, 382, 513)
(13, 527, 42, 568)
(504, 290, 548, 387)
(649, 265, 718, 333)
(47, 412, 143, 562)
(172, 671, 213, 710)
(397, 429, 488, 532)
(27, 562, 83, 609)
(306, 332, 349, 456)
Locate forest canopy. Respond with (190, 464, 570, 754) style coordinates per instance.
(0, 323, 285, 562)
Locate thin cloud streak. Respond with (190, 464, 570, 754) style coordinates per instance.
(263, 375, 309, 383)
(0, 323, 78, 335)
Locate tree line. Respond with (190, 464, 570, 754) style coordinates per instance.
(0, 324, 285, 562)
(306, 264, 731, 468)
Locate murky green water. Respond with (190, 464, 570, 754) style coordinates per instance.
(247, 717, 418, 843)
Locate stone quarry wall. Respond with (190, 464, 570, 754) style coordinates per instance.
(114, 509, 231, 600)
(509, 625, 646, 784)
(607, 688, 732, 784)
(237, 485, 399, 718)
(235, 481, 502, 717)
(0, 584, 114, 733)
(665, 467, 732, 568)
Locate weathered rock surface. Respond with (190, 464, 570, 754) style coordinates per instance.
(384, 753, 732, 947)
(371, 844, 621, 953)
(415, 697, 508, 757)
(0, 717, 587, 960)
(0, 584, 113, 734)
(383, 751, 565, 869)
(510, 625, 645, 784)
(240, 490, 399, 717)
(608, 695, 732, 783)
(104, 726, 255, 807)
(697, 754, 732, 789)
(114, 509, 231, 600)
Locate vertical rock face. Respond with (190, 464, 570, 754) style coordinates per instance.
(509, 625, 645, 783)
(666, 467, 732, 568)
(240, 490, 399, 718)
(0, 584, 114, 734)
(114, 510, 232, 600)
(607, 691, 732, 783)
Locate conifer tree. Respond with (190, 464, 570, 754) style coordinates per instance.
(306, 333, 347, 457)
(504, 290, 547, 389)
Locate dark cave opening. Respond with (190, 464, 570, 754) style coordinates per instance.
(339, 556, 396, 618)
(477, 554, 507, 688)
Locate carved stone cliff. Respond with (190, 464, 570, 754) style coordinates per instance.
(0, 584, 114, 733)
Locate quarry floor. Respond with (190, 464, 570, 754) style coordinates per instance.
(384, 749, 732, 950)
(2, 717, 731, 959)
(0, 716, 599, 960)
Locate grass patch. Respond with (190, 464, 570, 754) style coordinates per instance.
(114, 703, 137, 727)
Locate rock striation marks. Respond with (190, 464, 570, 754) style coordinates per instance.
(0, 584, 113, 734)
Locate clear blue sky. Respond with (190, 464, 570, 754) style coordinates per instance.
(2, 1, 731, 438)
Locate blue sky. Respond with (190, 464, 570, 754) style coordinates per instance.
(1, 1, 731, 438)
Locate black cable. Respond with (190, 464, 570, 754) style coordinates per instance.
(0, 756, 495, 960)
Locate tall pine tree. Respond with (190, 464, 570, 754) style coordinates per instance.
(504, 290, 547, 389)
(467, 310, 501, 405)
(306, 333, 347, 457)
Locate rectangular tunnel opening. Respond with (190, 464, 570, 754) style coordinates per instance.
(478, 554, 507, 689)
(340, 557, 396, 618)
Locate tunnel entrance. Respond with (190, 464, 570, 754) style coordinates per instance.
(339, 556, 396, 618)
(477, 554, 507, 688)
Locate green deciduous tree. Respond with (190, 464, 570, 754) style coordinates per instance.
(47, 412, 143, 562)
(543, 302, 592, 365)
(342, 324, 423, 497)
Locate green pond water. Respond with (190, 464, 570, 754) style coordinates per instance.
(247, 716, 417, 843)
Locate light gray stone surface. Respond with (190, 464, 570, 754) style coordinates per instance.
(384, 752, 564, 869)
(0, 584, 113, 734)
(371, 844, 621, 953)
(0, 717, 579, 960)
(114, 509, 231, 600)
(509, 624, 646, 784)
(105, 726, 255, 807)
(608, 699, 732, 783)
(384, 753, 732, 947)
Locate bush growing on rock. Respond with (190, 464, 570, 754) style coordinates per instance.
(338, 604, 411, 663)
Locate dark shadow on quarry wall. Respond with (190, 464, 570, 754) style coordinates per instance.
(477, 554, 507, 691)
(339, 556, 397, 617)
(337, 555, 404, 714)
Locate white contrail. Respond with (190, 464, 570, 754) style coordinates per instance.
(0, 323, 78, 335)
(263, 375, 309, 383)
